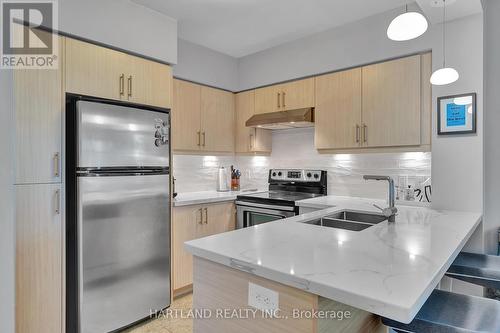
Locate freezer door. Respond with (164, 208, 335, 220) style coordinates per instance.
(78, 174, 170, 333)
(77, 100, 170, 168)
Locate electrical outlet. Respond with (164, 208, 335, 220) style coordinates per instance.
(248, 282, 279, 312)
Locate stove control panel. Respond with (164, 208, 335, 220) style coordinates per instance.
(270, 169, 323, 182)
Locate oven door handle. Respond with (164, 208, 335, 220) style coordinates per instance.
(235, 201, 295, 212)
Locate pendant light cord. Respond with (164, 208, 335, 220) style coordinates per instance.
(443, 0, 446, 68)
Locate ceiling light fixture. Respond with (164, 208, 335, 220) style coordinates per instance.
(387, 4, 428, 41)
(430, 0, 459, 85)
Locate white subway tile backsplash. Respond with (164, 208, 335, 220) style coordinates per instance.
(173, 128, 431, 201)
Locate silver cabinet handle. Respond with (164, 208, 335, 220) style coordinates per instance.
(202, 132, 206, 147)
(363, 124, 368, 143)
(197, 131, 201, 146)
(203, 207, 208, 224)
(54, 189, 60, 215)
(119, 74, 125, 96)
(355, 125, 360, 143)
(53, 152, 60, 178)
(127, 75, 133, 97)
(282, 91, 286, 108)
(249, 133, 254, 151)
(277, 92, 281, 108)
(197, 208, 203, 224)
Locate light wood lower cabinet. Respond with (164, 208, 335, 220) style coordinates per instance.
(235, 90, 272, 154)
(14, 33, 63, 184)
(172, 202, 235, 293)
(16, 183, 62, 333)
(65, 37, 172, 108)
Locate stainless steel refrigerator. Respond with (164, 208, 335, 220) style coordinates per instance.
(66, 96, 171, 333)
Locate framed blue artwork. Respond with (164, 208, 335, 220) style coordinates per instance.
(438, 93, 477, 135)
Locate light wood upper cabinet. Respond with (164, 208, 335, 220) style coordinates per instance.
(172, 202, 235, 292)
(201, 86, 235, 152)
(362, 55, 421, 147)
(65, 38, 172, 108)
(129, 56, 173, 108)
(16, 183, 62, 333)
(254, 85, 281, 114)
(315, 68, 362, 150)
(172, 79, 234, 153)
(235, 90, 272, 154)
(172, 79, 202, 151)
(280, 78, 315, 111)
(315, 54, 430, 151)
(65, 38, 125, 101)
(14, 34, 63, 184)
(254, 78, 315, 114)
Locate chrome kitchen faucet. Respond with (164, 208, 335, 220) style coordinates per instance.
(363, 175, 398, 222)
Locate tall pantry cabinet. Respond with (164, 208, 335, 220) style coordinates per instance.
(14, 32, 64, 333)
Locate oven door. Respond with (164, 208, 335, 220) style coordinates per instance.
(236, 201, 296, 229)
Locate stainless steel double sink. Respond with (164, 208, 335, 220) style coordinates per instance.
(304, 210, 387, 232)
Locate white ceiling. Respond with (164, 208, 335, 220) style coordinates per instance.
(133, 0, 482, 58)
(415, 0, 482, 24)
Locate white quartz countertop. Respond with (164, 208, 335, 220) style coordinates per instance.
(173, 189, 264, 207)
(185, 197, 481, 323)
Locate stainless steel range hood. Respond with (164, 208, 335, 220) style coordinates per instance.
(245, 108, 314, 130)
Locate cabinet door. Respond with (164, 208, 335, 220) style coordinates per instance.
(65, 38, 126, 101)
(172, 205, 202, 290)
(129, 56, 173, 108)
(16, 184, 62, 333)
(254, 85, 281, 114)
(236, 91, 272, 154)
(315, 68, 362, 149)
(147, 61, 173, 108)
(197, 202, 235, 238)
(172, 79, 202, 151)
(14, 34, 62, 184)
(200, 86, 235, 153)
(280, 78, 315, 111)
(362, 55, 421, 147)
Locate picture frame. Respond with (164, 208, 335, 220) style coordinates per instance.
(437, 93, 477, 135)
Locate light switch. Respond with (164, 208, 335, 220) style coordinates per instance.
(248, 282, 279, 312)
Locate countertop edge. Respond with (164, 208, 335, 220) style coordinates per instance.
(184, 242, 414, 322)
(173, 196, 237, 207)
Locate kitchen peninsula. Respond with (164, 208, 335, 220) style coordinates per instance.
(185, 198, 482, 332)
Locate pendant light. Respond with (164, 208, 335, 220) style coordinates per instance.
(387, 4, 428, 41)
(430, 0, 459, 85)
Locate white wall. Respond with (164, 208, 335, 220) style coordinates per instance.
(59, 0, 178, 64)
(483, 0, 500, 254)
(174, 39, 239, 91)
(0, 71, 15, 333)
